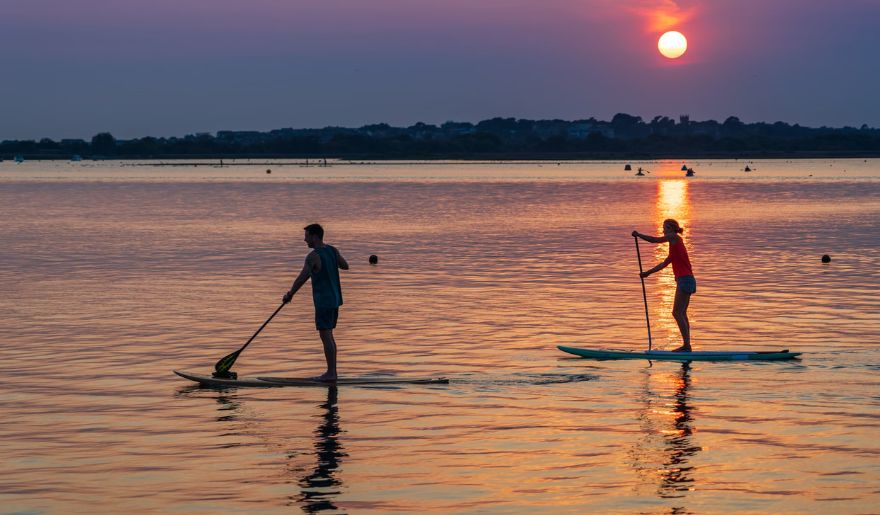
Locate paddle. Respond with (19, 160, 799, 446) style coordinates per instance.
(213, 302, 286, 378)
(634, 235, 654, 351)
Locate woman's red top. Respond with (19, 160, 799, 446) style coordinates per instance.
(668, 237, 693, 278)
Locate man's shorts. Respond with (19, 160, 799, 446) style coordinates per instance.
(315, 308, 339, 330)
(676, 275, 697, 294)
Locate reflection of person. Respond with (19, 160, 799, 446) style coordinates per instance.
(632, 219, 696, 352)
(297, 386, 345, 513)
(630, 362, 701, 503)
(283, 224, 350, 380)
(660, 362, 700, 497)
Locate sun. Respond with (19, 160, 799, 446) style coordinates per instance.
(658, 31, 687, 59)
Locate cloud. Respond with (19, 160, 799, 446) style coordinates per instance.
(623, 0, 698, 33)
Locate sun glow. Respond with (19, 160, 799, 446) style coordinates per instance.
(658, 31, 687, 59)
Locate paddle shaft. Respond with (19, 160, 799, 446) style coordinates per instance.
(634, 236, 653, 350)
(214, 302, 286, 373)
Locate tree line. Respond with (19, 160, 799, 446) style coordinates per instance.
(3, 114, 879, 159)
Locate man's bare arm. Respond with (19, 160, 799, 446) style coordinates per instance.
(283, 252, 320, 302)
(335, 247, 350, 270)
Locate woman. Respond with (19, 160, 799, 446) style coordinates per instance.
(632, 219, 696, 352)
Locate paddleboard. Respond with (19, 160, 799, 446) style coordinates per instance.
(259, 376, 449, 386)
(174, 370, 449, 387)
(557, 345, 801, 362)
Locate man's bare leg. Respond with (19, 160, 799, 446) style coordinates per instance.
(316, 329, 338, 381)
(671, 289, 692, 352)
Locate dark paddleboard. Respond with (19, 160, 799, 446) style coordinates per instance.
(557, 345, 802, 361)
(174, 370, 449, 387)
(258, 376, 449, 386)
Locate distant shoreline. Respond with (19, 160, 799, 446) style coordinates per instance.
(3, 115, 878, 163)
(4, 150, 880, 162)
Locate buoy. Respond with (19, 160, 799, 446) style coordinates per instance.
(369, 255, 378, 265)
(744, 166, 752, 172)
(681, 164, 688, 171)
(821, 254, 831, 263)
(624, 164, 632, 171)
(266, 169, 271, 174)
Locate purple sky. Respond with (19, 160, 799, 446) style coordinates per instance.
(1, 0, 878, 139)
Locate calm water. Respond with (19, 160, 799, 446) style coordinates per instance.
(2, 159, 879, 514)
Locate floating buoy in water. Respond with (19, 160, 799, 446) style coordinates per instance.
(681, 164, 688, 171)
(369, 255, 378, 264)
(821, 254, 831, 263)
(266, 169, 271, 174)
(624, 164, 632, 171)
(744, 166, 752, 172)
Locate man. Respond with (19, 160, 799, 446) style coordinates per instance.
(283, 223, 349, 380)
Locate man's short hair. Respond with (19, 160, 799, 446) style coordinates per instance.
(304, 223, 324, 239)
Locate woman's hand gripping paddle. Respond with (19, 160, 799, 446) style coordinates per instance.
(213, 302, 286, 379)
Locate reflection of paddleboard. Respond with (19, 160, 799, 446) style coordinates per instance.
(174, 370, 449, 387)
(557, 345, 801, 362)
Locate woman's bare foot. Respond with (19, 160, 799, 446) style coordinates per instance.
(670, 345, 692, 352)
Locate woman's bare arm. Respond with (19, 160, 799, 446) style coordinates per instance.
(632, 230, 672, 243)
(641, 257, 672, 277)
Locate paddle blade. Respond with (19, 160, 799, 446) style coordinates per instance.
(214, 349, 242, 374)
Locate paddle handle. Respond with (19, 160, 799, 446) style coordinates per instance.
(239, 302, 286, 353)
(634, 236, 653, 351)
(214, 302, 288, 375)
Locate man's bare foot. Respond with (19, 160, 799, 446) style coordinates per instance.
(313, 372, 337, 382)
(670, 345, 692, 352)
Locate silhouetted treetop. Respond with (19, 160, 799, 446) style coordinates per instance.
(2, 114, 878, 159)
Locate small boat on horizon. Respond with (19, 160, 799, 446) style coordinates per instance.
(624, 163, 632, 171)
(14, 154, 24, 163)
(686, 168, 695, 177)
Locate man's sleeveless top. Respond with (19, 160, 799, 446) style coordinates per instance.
(311, 245, 343, 309)
(668, 237, 694, 278)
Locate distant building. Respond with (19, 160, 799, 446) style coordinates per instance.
(532, 120, 569, 139)
(690, 124, 721, 139)
(216, 131, 266, 145)
(567, 122, 594, 139)
(568, 122, 614, 139)
(440, 121, 475, 136)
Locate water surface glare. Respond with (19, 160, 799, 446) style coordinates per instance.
(2, 160, 879, 513)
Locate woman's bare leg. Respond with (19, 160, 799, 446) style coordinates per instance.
(671, 288, 692, 352)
